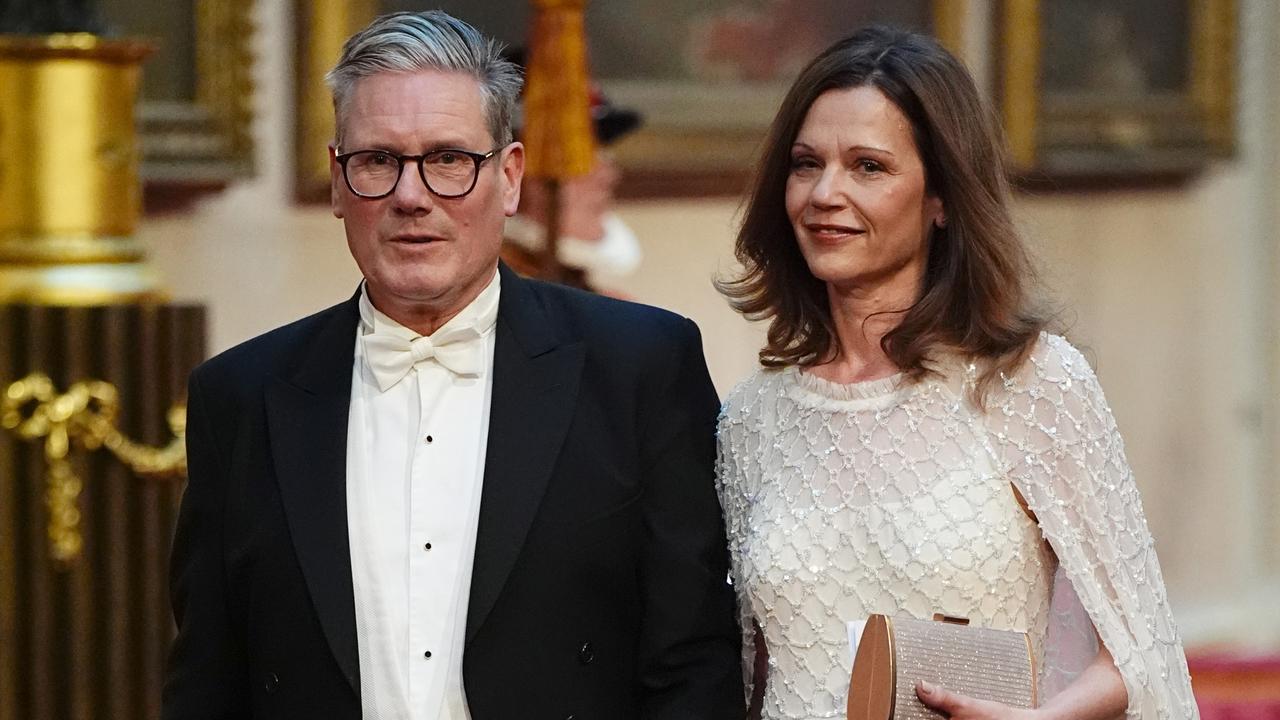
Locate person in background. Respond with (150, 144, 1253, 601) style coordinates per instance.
(715, 25, 1198, 720)
(163, 10, 743, 719)
(501, 49, 644, 292)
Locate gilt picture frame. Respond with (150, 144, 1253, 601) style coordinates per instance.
(99, 0, 256, 202)
(998, 0, 1236, 182)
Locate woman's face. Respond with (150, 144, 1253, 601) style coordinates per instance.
(785, 85, 944, 294)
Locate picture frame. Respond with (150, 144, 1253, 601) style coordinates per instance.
(292, 0, 965, 201)
(294, 0, 378, 204)
(100, 0, 257, 205)
(998, 0, 1236, 183)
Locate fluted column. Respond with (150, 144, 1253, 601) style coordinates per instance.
(0, 303, 204, 720)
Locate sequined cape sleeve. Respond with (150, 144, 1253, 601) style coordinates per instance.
(989, 334, 1198, 719)
(715, 371, 767, 707)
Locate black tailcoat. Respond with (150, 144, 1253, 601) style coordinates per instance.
(163, 265, 744, 719)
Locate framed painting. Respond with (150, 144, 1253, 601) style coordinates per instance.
(999, 0, 1236, 183)
(97, 0, 256, 206)
(293, 0, 964, 201)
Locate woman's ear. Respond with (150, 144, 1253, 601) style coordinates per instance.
(928, 195, 946, 230)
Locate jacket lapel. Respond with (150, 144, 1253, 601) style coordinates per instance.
(265, 295, 361, 694)
(466, 266, 584, 644)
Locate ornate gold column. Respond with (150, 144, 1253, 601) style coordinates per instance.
(0, 32, 206, 720)
(0, 305, 203, 720)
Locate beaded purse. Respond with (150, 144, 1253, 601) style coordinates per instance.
(846, 614, 1037, 720)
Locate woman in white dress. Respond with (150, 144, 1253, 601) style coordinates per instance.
(715, 26, 1197, 720)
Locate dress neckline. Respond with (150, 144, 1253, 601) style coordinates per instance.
(787, 365, 906, 402)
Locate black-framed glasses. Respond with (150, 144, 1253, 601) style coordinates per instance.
(335, 146, 502, 199)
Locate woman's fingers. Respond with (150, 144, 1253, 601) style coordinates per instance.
(915, 680, 1030, 720)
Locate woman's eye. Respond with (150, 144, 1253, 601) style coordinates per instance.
(790, 156, 819, 171)
(857, 159, 883, 173)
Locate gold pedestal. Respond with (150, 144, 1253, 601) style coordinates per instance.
(0, 34, 161, 304)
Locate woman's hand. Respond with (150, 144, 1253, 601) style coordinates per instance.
(915, 680, 1039, 720)
(913, 632, 1128, 720)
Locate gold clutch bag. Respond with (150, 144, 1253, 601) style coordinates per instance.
(847, 614, 1037, 720)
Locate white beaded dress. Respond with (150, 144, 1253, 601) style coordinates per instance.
(715, 334, 1198, 720)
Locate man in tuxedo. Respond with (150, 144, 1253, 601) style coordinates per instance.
(162, 10, 743, 720)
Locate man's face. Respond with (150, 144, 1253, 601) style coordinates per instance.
(331, 69, 523, 324)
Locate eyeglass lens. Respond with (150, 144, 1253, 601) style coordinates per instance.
(344, 150, 481, 198)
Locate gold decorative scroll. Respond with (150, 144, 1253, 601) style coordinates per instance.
(1, 373, 186, 564)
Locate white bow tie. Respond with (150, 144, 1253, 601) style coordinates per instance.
(363, 325, 487, 391)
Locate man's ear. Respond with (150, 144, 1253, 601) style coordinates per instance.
(329, 144, 344, 219)
(501, 142, 525, 217)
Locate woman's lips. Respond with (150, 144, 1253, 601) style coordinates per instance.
(804, 223, 864, 241)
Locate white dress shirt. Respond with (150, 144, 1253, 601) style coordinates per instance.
(346, 271, 499, 720)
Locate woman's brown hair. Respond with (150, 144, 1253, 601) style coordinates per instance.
(718, 25, 1048, 403)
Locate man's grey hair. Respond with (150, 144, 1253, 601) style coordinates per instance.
(325, 11, 522, 148)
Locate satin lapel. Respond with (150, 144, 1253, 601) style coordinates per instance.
(265, 295, 361, 694)
(466, 267, 584, 645)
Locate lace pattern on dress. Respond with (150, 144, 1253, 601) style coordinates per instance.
(989, 334, 1198, 718)
(715, 333, 1197, 720)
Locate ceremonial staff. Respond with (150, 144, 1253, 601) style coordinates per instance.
(521, 0, 595, 283)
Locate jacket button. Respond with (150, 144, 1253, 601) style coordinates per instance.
(264, 672, 280, 693)
(577, 642, 594, 665)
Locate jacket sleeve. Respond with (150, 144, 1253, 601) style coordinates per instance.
(162, 368, 251, 720)
(636, 317, 746, 719)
